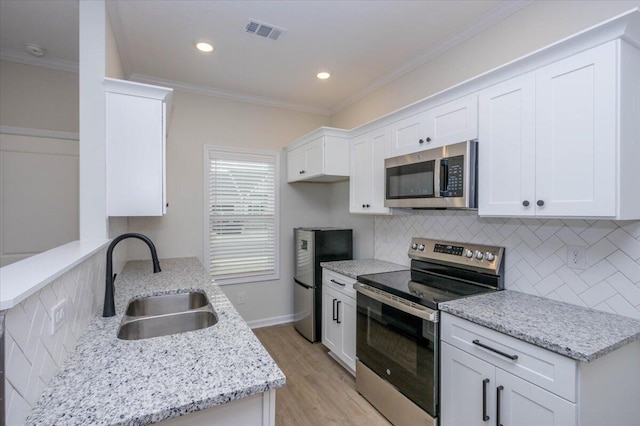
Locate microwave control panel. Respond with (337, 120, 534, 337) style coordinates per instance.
(441, 155, 464, 198)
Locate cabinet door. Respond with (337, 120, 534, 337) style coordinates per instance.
(535, 42, 617, 217)
(369, 128, 391, 213)
(350, 135, 373, 213)
(350, 128, 390, 215)
(304, 137, 324, 178)
(441, 342, 496, 426)
(321, 287, 340, 352)
(389, 111, 428, 157)
(496, 369, 576, 426)
(287, 147, 305, 182)
(338, 295, 357, 372)
(107, 92, 164, 216)
(424, 95, 478, 148)
(478, 73, 536, 216)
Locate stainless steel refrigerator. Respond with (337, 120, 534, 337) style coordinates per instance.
(294, 228, 353, 342)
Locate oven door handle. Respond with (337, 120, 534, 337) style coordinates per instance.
(356, 283, 438, 322)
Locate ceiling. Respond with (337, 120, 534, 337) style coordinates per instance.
(0, 0, 532, 115)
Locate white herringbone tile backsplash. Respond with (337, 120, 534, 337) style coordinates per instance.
(3, 250, 105, 426)
(375, 212, 640, 319)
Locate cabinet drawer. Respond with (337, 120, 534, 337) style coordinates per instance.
(441, 313, 576, 402)
(322, 269, 357, 299)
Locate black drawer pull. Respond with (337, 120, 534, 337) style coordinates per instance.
(473, 339, 519, 361)
(330, 279, 346, 287)
(497, 385, 504, 426)
(482, 378, 490, 421)
(336, 300, 341, 324)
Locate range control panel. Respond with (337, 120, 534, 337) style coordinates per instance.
(408, 237, 504, 274)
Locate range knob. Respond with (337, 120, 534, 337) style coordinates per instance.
(486, 252, 496, 262)
(465, 249, 474, 258)
(411, 243, 418, 250)
(475, 251, 484, 260)
(418, 244, 425, 251)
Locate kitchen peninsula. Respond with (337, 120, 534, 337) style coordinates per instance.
(26, 258, 285, 425)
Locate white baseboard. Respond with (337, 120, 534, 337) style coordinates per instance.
(247, 314, 294, 329)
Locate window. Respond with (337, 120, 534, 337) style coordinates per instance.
(204, 146, 280, 284)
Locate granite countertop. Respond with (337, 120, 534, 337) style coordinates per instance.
(440, 290, 640, 362)
(26, 257, 285, 425)
(320, 259, 408, 279)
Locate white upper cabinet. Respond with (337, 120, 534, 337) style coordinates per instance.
(350, 127, 390, 214)
(389, 94, 478, 157)
(478, 73, 536, 216)
(479, 40, 640, 218)
(105, 78, 172, 217)
(286, 128, 350, 183)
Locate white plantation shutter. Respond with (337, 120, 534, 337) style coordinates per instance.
(205, 147, 279, 283)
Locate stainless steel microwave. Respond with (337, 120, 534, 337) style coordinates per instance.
(384, 140, 478, 209)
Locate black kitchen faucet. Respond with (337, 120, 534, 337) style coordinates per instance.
(103, 233, 161, 317)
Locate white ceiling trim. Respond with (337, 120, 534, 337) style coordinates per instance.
(0, 125, 79, 141)
(0, 48, 78, 73)
(129, 73, 332, 116)
(328, 0, 534, 114)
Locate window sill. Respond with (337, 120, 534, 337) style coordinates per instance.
(0, 239, 110, 310)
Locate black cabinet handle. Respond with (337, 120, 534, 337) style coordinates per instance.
(496, 385, 504, 426)
(332, 299, 337, 321)
(336, 300, 341, 324)
(472, 340, 519, 361)
(362, 204, 366, 208)
(299, 170, 305, 174)
(482, 378, 490, 421)
(537, 200, 544, 206)
(330, 279, 346, 287)
(522, 200, 530, 207)
(419, 139, 425, 144)
(365, 204, 370, 208)
(426, 137, 432, 142)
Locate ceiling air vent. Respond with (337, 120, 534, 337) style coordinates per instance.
(245, 20, 285, 41)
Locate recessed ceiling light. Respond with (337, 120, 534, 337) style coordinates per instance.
(317, 71, 331, 80)
(195, 41, 214, 53)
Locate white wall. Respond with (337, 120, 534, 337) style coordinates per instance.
(0, 61, 78, 133)
(0, 60, 80, 266)
(127, 90, 339, 323)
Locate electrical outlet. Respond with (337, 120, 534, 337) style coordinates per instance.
(567, 246, 587, 270)
(237, 292, 246, 305)
(50, 299, 66, 334)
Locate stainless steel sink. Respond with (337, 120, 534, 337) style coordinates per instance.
(117, 290, 218, 340)
(125, 291, 209, 316)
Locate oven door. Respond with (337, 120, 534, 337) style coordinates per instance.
(356, 286, 439, 418)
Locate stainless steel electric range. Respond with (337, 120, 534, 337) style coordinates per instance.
(355, 238, 505, 426)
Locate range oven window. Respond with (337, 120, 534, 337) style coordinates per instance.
(386, 160, 435, 199)
(356, 292, 438, 417)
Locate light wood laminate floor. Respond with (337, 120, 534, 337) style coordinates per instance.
(254, 323, 392, 426)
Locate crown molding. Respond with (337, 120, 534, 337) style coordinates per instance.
(129, 73, 332, 116)
(328, 0, 534, 114)
(0, 48, 78, 73)
(0, 125, 79, 141)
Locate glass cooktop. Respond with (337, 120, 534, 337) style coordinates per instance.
(357, 269, 497, 310)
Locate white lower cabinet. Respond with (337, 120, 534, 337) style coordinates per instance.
(441, 312, 640, 426)
(321, 269, 357, 374)
(441, 343, 575, 426)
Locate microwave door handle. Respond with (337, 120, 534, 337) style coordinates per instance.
(440, 158, 449, 196)
(434, 159, 441, 198)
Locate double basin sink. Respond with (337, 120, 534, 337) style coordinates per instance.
(118, 290, 218, 340)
